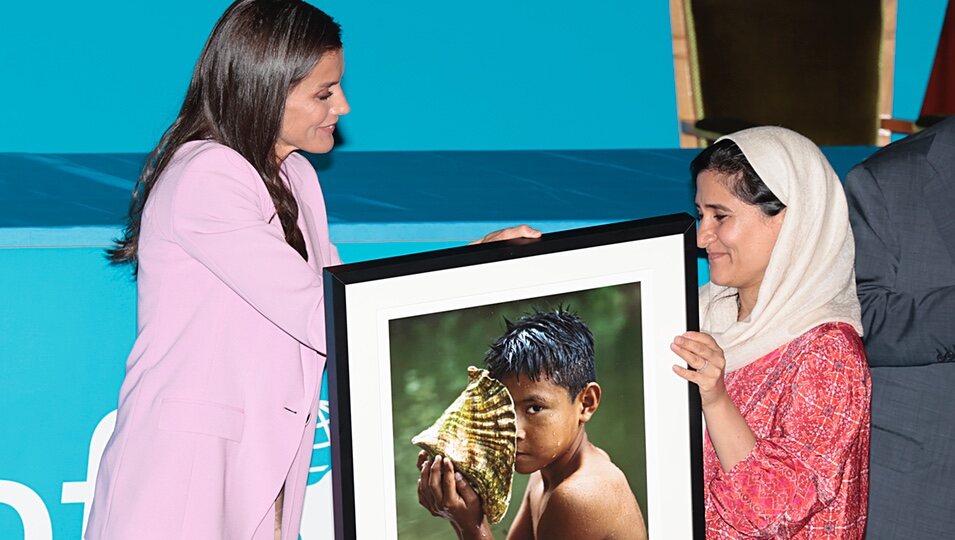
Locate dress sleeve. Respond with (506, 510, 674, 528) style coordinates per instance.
(168, 147, 328, 353)
(707, 326, 870, 537)
(846, 164, 955, 367)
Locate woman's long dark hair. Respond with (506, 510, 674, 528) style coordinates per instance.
(109, 0, 342, 271)
(690, 139, 786, 217)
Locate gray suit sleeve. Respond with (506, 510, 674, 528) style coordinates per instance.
(846, 165, 955, 367)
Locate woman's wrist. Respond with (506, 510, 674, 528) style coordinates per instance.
(700, 384, 731, 410)
(703, 394, 757, 472)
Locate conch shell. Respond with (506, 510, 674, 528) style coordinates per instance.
(412, 366, 517, 524)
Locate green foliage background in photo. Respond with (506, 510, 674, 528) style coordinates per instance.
(389, 282, 646, 538)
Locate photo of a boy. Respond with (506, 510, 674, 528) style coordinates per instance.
(416, 308, 648, 539)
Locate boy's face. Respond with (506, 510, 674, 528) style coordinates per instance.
(500, 374, 590, 475)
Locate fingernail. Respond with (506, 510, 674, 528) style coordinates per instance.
(455, 472, 463, 481)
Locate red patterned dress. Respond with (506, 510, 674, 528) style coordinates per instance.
(704, 322, 871, 538)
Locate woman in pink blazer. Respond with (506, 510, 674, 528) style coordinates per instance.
(87, 2, 538, 538)
(86, 1, 349, 538)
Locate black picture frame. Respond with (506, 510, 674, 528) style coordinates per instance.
(324, 213, 703, 539)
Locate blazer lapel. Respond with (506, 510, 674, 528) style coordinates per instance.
(290, 178, 329, 403)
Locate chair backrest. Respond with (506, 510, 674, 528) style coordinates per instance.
(684, 0, 885, 146)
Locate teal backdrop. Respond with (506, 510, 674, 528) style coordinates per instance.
(1, 1, 947, 154)
(1, 0, 679, 153)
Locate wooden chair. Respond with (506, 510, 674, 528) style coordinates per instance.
(670, 0, 896, 147)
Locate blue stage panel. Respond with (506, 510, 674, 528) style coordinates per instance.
(0, 146, 876, 243)
(0, 247, 134, 540)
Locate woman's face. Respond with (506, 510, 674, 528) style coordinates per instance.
(276, 49, 350, 159)
(695, 169, 785, 299)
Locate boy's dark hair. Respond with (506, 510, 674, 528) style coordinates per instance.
(484, 307, 596, 399)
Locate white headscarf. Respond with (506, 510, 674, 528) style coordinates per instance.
(698, 126, 863, 373)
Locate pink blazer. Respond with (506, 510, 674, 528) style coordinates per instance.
(87, 141, 340, 539)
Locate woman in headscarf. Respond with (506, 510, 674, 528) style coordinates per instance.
(671, 127, 871, 538)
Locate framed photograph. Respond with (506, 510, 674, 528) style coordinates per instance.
(325, 213, 703, 539)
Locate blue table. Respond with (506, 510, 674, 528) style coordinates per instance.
(0, 146, 875, 245)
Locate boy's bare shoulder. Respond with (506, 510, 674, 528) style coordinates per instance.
(536, 448, 646, 539)
(559, 452, 639, 515)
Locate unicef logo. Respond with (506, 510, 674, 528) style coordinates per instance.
(307, 371, 333, 485)
(300, 369, 337, 539)
(1, 372, 338, 540)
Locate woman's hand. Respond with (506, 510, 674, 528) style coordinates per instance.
(417, 452, 491, 539)
(470, 224, 541, 245)
(670, 331, 730, 408)
(671, 332, 756, 471)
